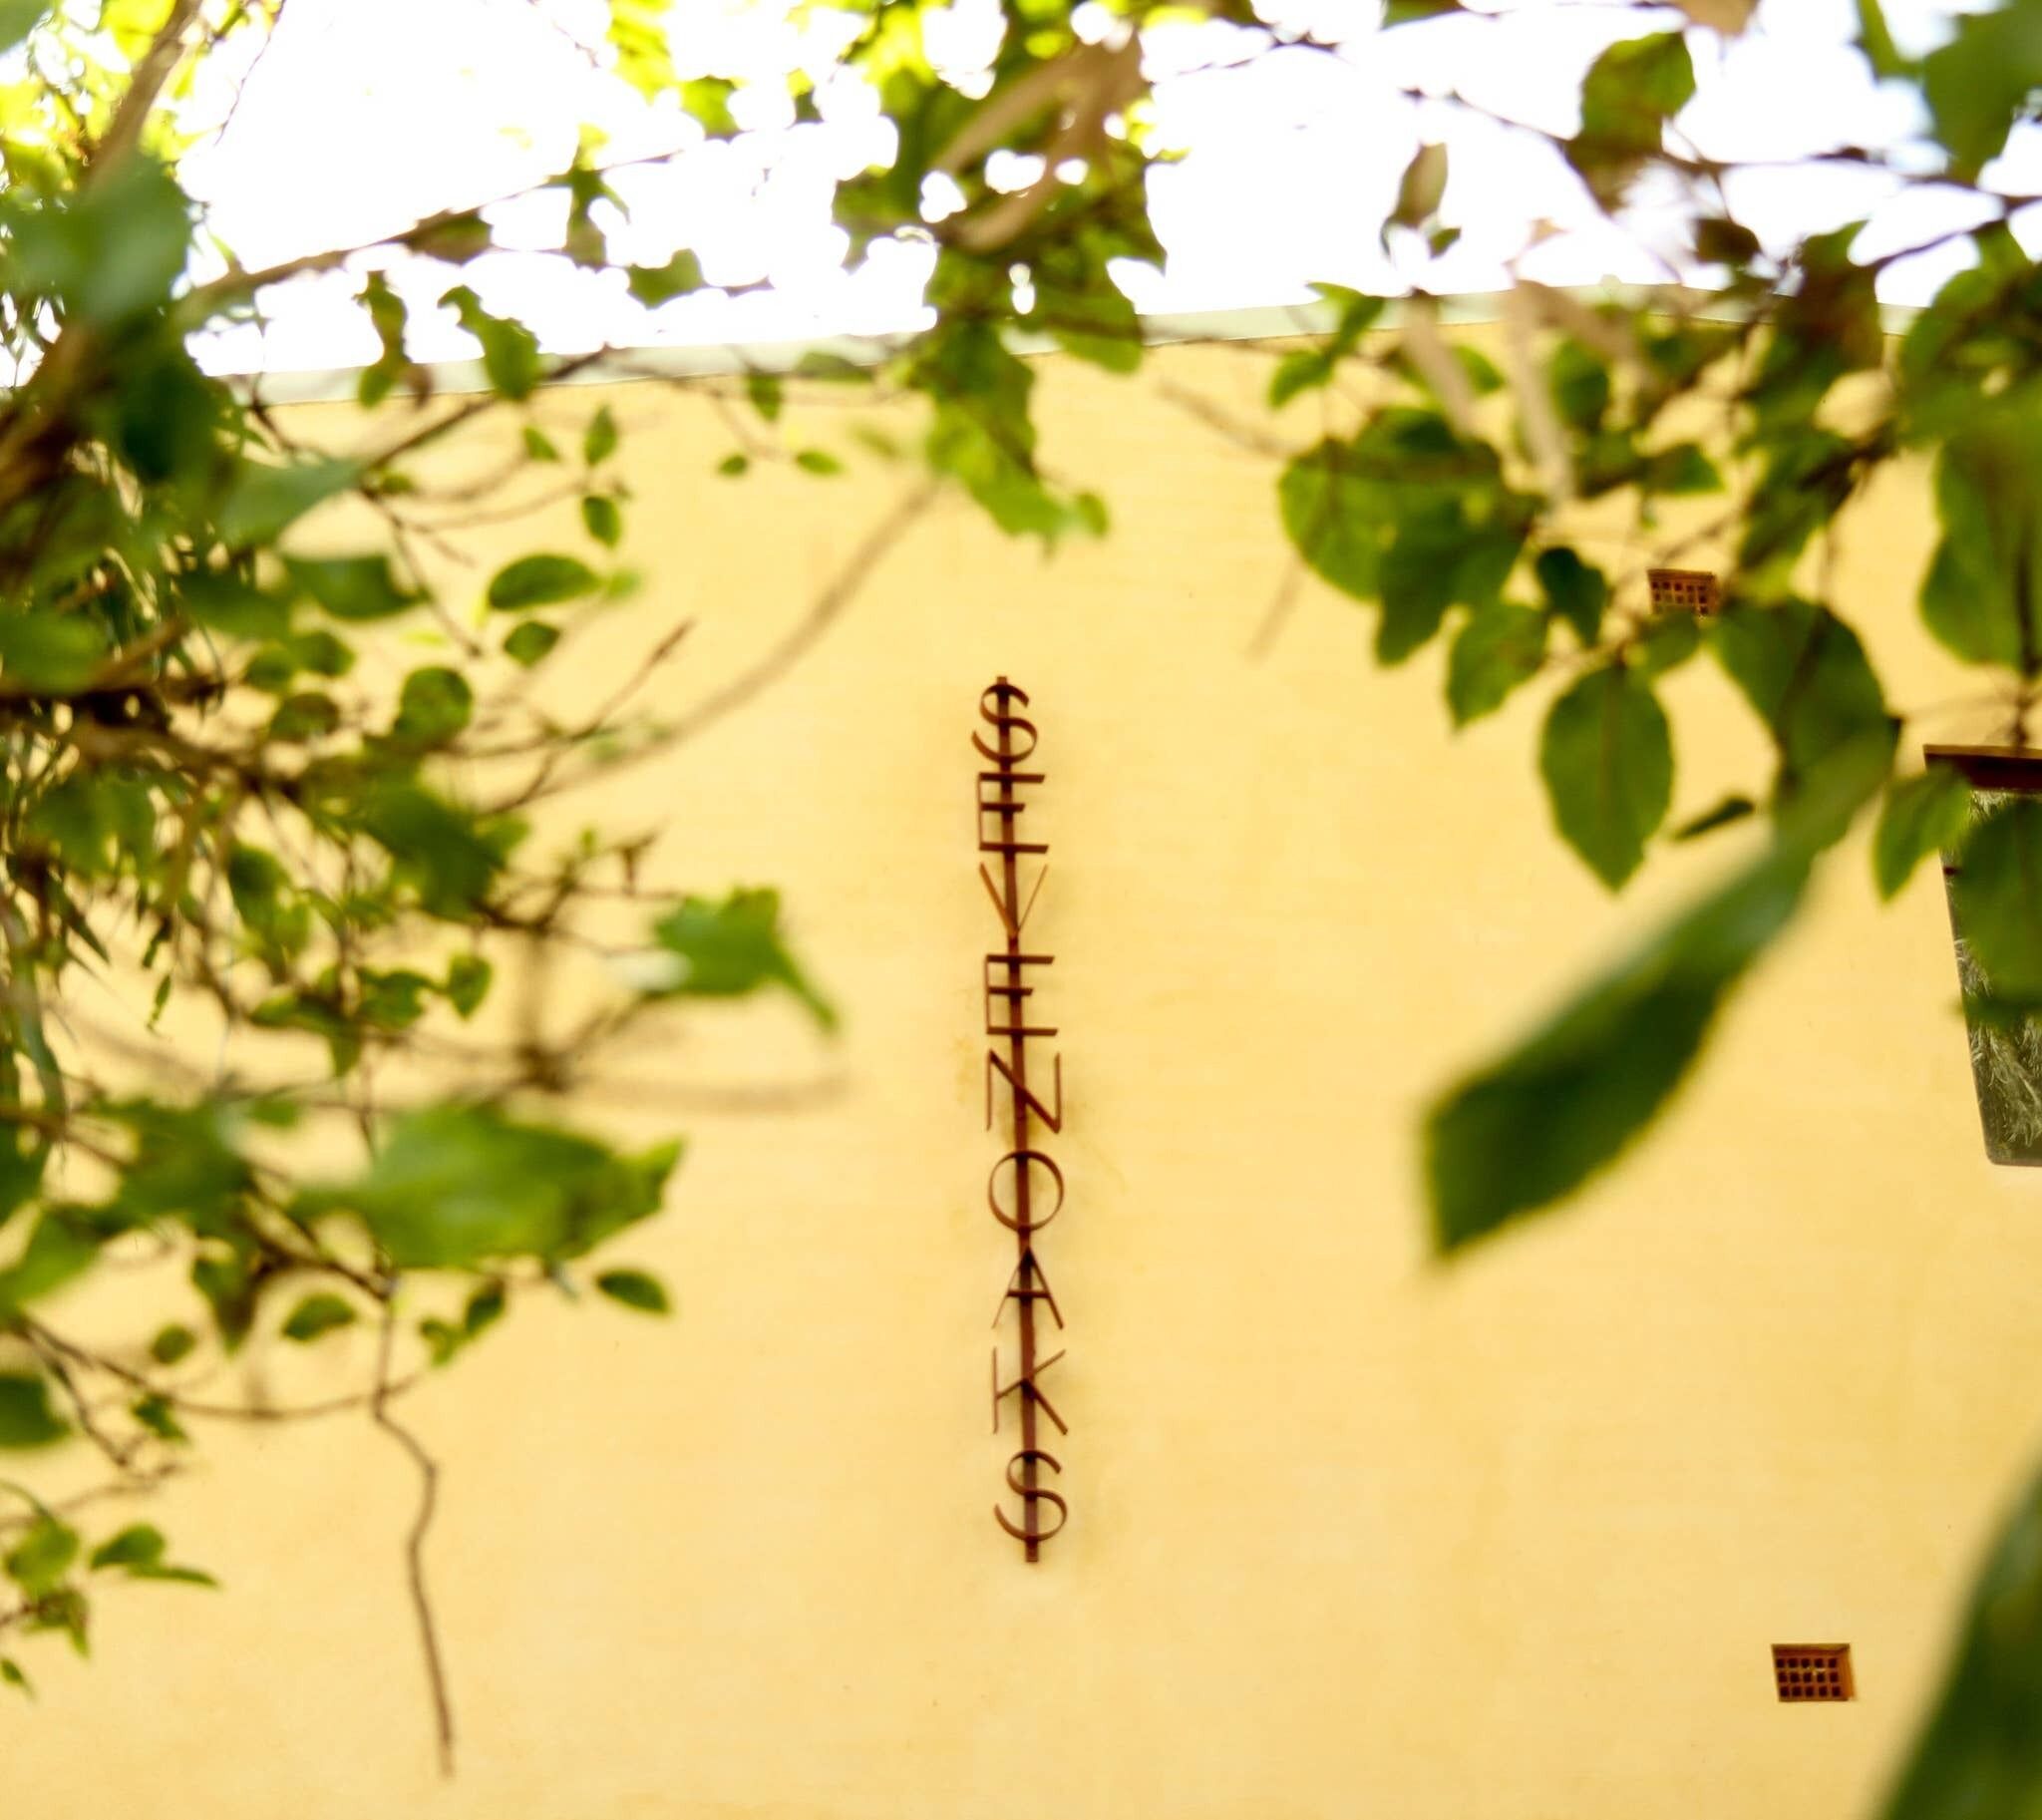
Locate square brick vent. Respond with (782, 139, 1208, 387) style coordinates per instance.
(1648, 567, 1721, 616)
(1773, 1644, 1854, 1702)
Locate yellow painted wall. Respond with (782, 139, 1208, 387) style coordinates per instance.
(9, 325, 2038, 1818)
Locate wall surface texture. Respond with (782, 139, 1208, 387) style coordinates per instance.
(7, 327, 2036, 1819)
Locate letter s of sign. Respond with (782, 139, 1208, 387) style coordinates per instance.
(993, 1449, 1070, 1546)
(973, 680, 1039, 765)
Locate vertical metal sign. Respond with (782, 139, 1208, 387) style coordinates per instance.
(976, 677, 1068, 1561)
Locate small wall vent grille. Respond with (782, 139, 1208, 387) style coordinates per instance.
(1773, 1644, 1853, 1702)
(1649, 567, 1721, 616)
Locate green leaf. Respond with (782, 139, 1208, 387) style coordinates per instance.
(607, 0, 676, 95)
(1641, 443, 1723, 496)
(1633, 611, 1702, 679)
(1874, 764, 1971, 901)
(11, 156, 189, 326)
(1538, 665, 1673, 890)
(716, 453, 750, 479)
(149, 1324, 196, 1367)
(583, 405, 619, 467)
(393, 665, 474, 743)
(465, 1279, 507, 1338)
(4, 1515, 77, 1594)
(487, 552, 600, 611)
(503, 620, 560, 667)
(1882, 1448, 2042, 1818)
(627, 249, 705, 307)
(0, 1213, 101, 1318)
(1390, 142, 1448, 232)
(794, 449, 844, 477)
(404, 210, 492, 264)
(359, 968, 434, 1030)
(1447, 603, 1546, 727)
(127, 1563, 218, 1588)
(1694, 215, 1761, 266)
(1031, 257, 1143, 374)
(1577, 31, 1696, 148)
(0, 1128, 44, 1233)
(0, 1656, 31, 1698)
(230, 849, 288, 940)
(1426, 839, 1810, 1253)
(1278, 415, 1526, 660)
(1923, 4, 2042, 181)
(1921, 412, 2042, 672)
(1710, 597, 1896, 833)
(0, 2, 50, 53)
(1567, 32, 1695, 201)
(1269, 349, 1332, 409)
(0, 1373, 68, 1450)
(216, 457, 359, 548)
(747, 372, 783, 423)
(1672, 795, 1758, 842)
(651, 887, 836, 1029)
(1383, 0, 1462, 20)
(27, 1585, 87, 1655)
(445, 954, 492, 1018)
(285, 553, 420, 622)
(359, 783, 506, 917)
(523, 426, 561, 463)
(88, 1525, 164, 1572)
(1952, 796, 2042, 1000)
(681, 76, 738, 137)
(86, 1523, 212, 1587)
(356, 269, 409, 408)
(912, 319, 1079, 542)
(1268, 292, 1386, 407)
(1855, 0, 1908, 79)
(131, 1394, 187, 1444)
(1740, 429, 1861, 580)
(440, 285, 541, 401)
(1548, 340, 1610, 432)
(1535, 547, 1607, 645)
(304, 1105, 681, 1270)
(419, 1316, 465, 1367)
(178, 572, 292, 641)
(0, 616, 107, 691)
(581, 495, 622, 546)
(289, 629, 355, 677)
(281, 1292, 357, 1343)
(25, 773, 150, 876)
(190, 1253, 257, 1352)
(595, 1268, 670, 1314)
(267, 691, 339, 743)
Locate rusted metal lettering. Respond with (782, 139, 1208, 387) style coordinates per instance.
(977, 676, 1069, 1562)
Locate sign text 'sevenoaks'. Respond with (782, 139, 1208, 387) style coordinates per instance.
(976, 678, 1068, 1562)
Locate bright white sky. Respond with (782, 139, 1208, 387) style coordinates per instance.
(167, 0, 2012, 372)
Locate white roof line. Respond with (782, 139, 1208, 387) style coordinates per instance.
(228, 291, 1923, 406)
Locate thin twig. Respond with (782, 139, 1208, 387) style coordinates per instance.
(520, 481, 936, 803)
(371, 1296, 456, 1777)
(1246, 557, 1304, 662)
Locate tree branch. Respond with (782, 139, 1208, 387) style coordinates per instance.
(371, 1295, 456, 1777)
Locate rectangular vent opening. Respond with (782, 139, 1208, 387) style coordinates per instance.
(1773, 1643, 1853, 1702)
(1648, 567, 1720, 616)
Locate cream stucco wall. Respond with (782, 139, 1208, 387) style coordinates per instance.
(7, 325, 2036, 1818)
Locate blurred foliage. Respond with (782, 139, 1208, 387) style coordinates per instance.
(1, 0, 2041, 1803)
(0, 0, 851, 1747)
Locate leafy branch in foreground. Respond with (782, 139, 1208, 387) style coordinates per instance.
(11, 0, 2042, 1805)
(0, 0, 871, 1762)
